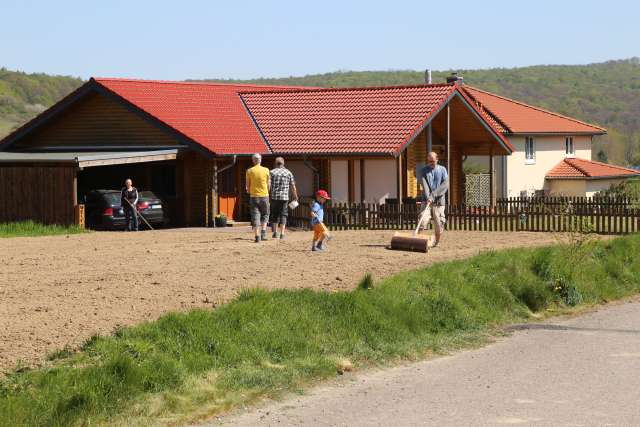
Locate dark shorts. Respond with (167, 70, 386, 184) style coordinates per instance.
(270, 199, 289, 226)
(250, 197, 270, 227)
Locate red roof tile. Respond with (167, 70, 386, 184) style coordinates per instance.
(94, 78, 309, 155)
(461, 86, 606, 135)
(546, 158, 640, 179)
(240, 84, 511, 155)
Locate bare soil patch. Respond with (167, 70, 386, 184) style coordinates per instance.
(0, 228, 566, 372)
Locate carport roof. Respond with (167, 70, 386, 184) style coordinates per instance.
(0, 149, 177, 167)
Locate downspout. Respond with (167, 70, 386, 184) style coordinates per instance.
(212, 155, 237, 227)
(303, 157, 320, 192)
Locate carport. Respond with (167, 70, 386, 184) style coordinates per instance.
(0, 150, 177, 226)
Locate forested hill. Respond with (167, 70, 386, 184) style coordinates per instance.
(1, 59, 639, 165)
(0, 68, 82, 137)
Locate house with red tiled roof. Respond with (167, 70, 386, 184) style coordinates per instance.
(0, 74, 627, 227)
(545, 158, 640, 196)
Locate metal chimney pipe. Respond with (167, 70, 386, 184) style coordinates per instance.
(424, 69, 432, 84)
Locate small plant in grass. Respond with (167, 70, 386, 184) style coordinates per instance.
(357, 272, 374, 290)
(549, 275, 583, 307)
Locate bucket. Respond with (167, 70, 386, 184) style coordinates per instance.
(288, 200, 299, 209)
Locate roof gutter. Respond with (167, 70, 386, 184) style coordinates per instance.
(546, 175, 640, 181)
(303, 157, 320, 191)
(508, 132, 607, 136)
(216, 155, 237, 175)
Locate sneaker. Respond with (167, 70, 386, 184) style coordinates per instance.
(279, 233, 285, 240)
(261, 230, 268, 241)
(254, 236, 260, 243)
(272, 232, 278, 239)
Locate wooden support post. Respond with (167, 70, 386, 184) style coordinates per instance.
(489, 150, 496, 207)
(427, 122, 433, 153)
(348, 159, 355, 203)
(396, 154, 403, 202)
(72, 168, 78, 207)
(446, 103, 451, 205)
(360, 159, 366, 202)
(212, 159, 218, 227)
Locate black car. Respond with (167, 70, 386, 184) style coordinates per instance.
(84, 189, 168, 230)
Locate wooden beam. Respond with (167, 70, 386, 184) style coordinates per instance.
(396, 154, 403, 201)
(427, 122, 433, 153)
(212, 159, 218, 226)
(78, 152, 177, 168)
(360, 159, 366, 202)
(348, 159, 355, 203)
(446, 103, 451, 205)
(489, 152, 495, 206)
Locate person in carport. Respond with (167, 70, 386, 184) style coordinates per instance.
(121, 178, 139, 231)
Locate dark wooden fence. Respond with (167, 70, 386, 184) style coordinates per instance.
(288, 196, 640, 235)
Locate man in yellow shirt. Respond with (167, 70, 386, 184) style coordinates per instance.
(246, 153, 271, 242)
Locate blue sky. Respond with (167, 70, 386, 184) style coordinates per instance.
(1, 0, 638, 80)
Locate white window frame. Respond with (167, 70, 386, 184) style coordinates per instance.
(565, 136, 575, 158)
(525, 136, 535, 164)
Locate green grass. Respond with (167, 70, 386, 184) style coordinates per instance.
(1, 234, 640, 426)
(0, 221, 87, 238)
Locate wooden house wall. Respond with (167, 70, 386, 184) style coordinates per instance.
(0, 164, 76, 225)
(14, 91, 178, 149)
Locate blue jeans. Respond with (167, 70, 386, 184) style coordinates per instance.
(124, 205, 139, 231)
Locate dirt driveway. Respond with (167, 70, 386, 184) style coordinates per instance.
(0, 228, 565, 373)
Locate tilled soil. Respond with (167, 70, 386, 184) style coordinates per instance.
(0, 228, 566, 373)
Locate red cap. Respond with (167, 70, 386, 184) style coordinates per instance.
(316, 189, 331, 200)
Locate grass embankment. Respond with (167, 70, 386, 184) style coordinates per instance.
(2, 234, 640, 426)
(0, 221, 86, 238)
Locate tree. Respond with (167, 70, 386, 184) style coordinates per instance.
(596, 149, 608, 163)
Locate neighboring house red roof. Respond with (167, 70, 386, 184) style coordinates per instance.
(239, 84, 511, 155)
(546, 158, 640, 179)
(461, 86, 606, 135)
(94, 78, 311, 155)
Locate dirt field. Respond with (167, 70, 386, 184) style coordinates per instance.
(0, 228, 567, 373)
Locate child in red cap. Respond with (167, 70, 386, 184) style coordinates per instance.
(311, 189, 331, 251)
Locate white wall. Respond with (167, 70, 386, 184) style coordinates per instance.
(286, 161, 315, 198)
(363, 159, 396, 203)
(586, 178, 626, 197)
(354, 160, 361, 201)
(547, 179, 587, 196)
(330, 160, 349, 202)
(547, 178, 627, 197)
(505, 135, 592, 197)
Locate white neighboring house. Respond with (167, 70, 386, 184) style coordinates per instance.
(545, 158, 640, 197)
(459, 87, 639, 198)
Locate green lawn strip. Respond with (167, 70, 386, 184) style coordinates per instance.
(0, 221, 87, 238)
(1, 234, 639, 426)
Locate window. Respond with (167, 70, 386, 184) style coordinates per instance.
(565, 136, 575, 157)
(525, 136, 535, 164)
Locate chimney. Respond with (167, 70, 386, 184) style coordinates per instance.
(446, 72, 463, 85)
(424, 69, 432, 84)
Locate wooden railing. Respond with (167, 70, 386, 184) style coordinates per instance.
(288, 197, 640, 235)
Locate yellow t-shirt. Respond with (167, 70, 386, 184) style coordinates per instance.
(246, 165, 270, 197)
